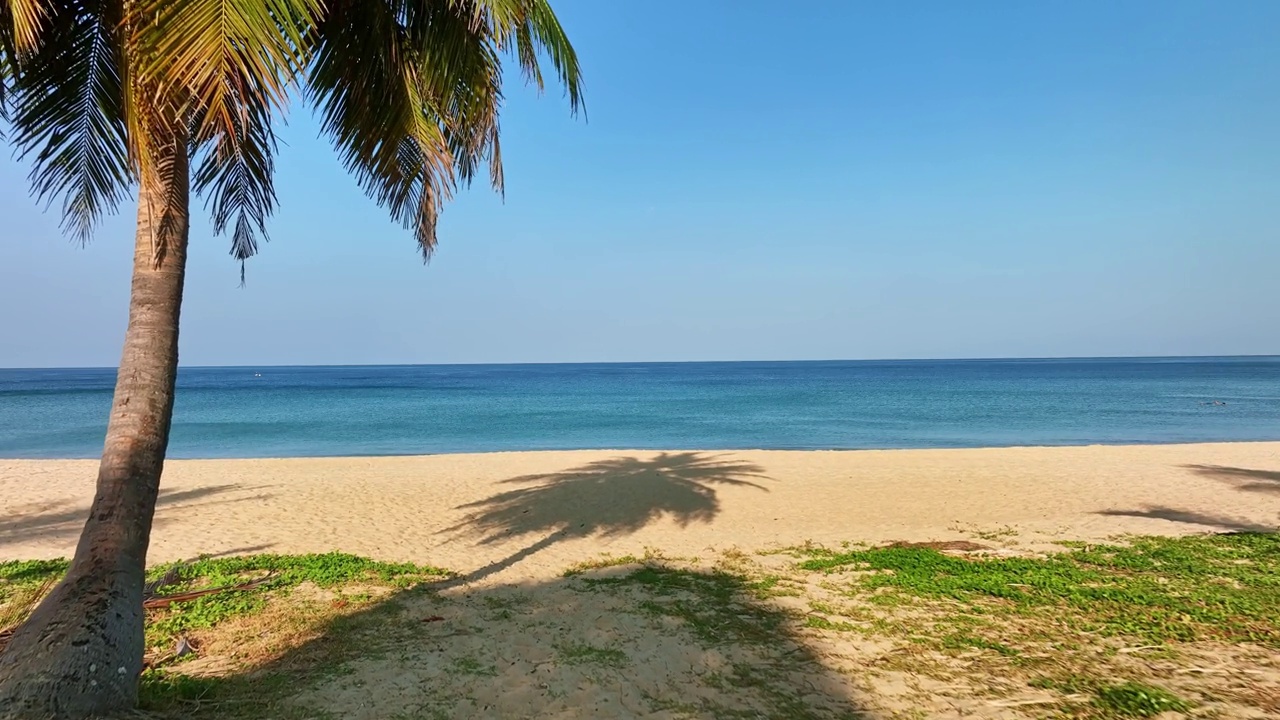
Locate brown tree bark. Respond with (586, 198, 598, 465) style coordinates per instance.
(0, 138, 190, 719)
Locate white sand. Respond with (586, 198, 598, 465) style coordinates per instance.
(5, 444, 1280, 718)
(3, 443, 1278, 582)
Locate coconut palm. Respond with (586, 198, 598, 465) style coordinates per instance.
(0, 1, 581, 716)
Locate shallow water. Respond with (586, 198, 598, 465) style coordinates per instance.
(2, 357, 1279, 459)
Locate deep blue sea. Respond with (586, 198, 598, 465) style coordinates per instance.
(2, 358, 1279, 459)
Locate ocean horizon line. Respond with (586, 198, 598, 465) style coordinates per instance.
(4, 353, 1279, 372)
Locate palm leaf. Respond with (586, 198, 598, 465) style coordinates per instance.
(308, 0, 462, 259)
(129, 0, 318, 270)
(510, 0, 583, 113)
(308, 0, 583, 259)
(133, 0, 318, 133)
(2, 0, 46, 57)
(10, 0, 130, 243)
(1, 43, 10, 125)
(6, 0, 583, 268)
(190, 87, 278, 282)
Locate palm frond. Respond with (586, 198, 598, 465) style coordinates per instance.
(1, 42, 11, 125)
(128, 0, 317, 270)
(412, 0, 505, 189)
(309, 0, 463, 259)
(308, 0, 582, 259)
(1, 0, 42, 124)
(11, 0, 45, 52)
(190, 87, 277, 282)
(139, 121, 189, 266)
(2, 3, 19, 115)
(6, 0, 582, 266)
(509, 0, 583, 114)
(9, 0, 130, 243)
(132, 0, 318, 140)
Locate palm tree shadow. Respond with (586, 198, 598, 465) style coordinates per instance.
(1095, 507, 1276, 534)
(441, 452, 770, 582)
(0, 485, 274, 553)
(1183, 464, 1280, 495)
(1092, 463, 1280, 534)
(141, 564, 873, 719)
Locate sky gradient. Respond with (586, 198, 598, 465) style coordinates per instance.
(3, 0, 1279, 367)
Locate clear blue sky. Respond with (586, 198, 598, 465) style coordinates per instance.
(3, 0, 1278, 367)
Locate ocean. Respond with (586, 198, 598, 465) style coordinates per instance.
(1, 357, 1279, 459)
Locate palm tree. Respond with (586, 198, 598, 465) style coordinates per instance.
(0, 1, 582, 716)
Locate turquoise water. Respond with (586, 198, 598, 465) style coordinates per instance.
(1, 358, 1279, 459)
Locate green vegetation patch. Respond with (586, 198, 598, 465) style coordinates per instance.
(139, 554, 449, 717)
(149, 552, 448, 591)
(1, 553, 449, 717)
(583, 563, 860, 712)
(1028, 676, 1193, 718)
(581, 565, 861, 720)
(1092, 681, 1191, 717)
(0, 559, 70, 632)
(798, 532, 1280, 645)
(143, 553, 449, 642)
(584, 565, 786, 646)
(0, 559, 70, 594)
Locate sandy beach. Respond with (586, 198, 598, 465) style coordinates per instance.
(5, 442, 1280, 718)
(4, 442, 1278, 581)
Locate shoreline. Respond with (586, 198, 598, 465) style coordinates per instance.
(8, 436, 1280, 462)
(4, 442, 1279, 584)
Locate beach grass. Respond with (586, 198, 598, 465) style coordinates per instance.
(2, 553, 450, 718)
(787, 532, 1280, 717)
(1, 533, 1277, 718)
(795, 532, 1280, 645)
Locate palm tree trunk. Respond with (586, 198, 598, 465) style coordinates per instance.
(0, 138, 189, 719)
